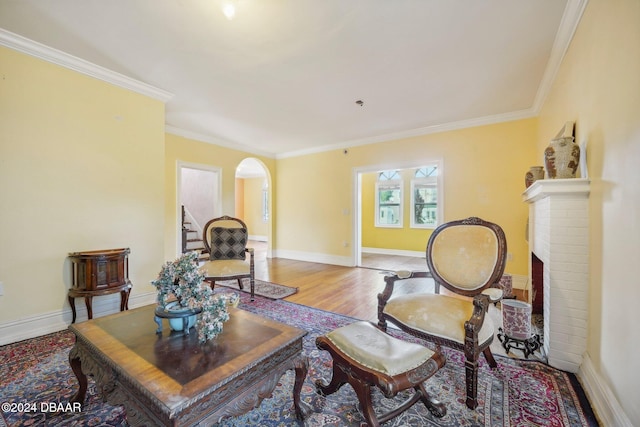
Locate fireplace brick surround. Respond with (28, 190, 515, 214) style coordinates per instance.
(523, 179, 590, 373)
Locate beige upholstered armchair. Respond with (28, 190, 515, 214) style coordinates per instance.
(377, 217, 507, 409)
(199, 216, 255, 301)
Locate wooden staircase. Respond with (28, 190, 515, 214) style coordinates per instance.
(181, 206, 209, 261)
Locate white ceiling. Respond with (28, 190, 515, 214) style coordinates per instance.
(0, 0, 583, 158)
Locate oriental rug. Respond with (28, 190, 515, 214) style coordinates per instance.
(214, 278, 298, 299)
(0, 292, 598, 426)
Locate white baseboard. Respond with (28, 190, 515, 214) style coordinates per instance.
(578, 353, 633, 426)
(0, 291, 157, 346)
(273, 249, 354, 267)
(248, 234, 268, 242)
(361, 247, 425, 258)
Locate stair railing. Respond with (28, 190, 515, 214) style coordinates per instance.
(181, 205, 188, 253)
(181, 206, 206, 254)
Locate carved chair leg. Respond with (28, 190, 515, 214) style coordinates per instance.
(483, 347, 498, 368)
(464, 358, 479, 409)
(350, 379, 380, 427)
(417, 382, 447, 418)
(236, 278, 244, 290)
(315, 362, 348, 397)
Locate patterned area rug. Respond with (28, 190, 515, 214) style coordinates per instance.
(0, 292, 598, 426)
(214, 278, 298, 299)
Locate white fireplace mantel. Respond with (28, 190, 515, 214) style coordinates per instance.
(523, 178, 591, 203)
(523, 178, 590, 373)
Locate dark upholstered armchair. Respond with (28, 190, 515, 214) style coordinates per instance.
(199, 215, 255, 301)
(377, 217, 507, 409)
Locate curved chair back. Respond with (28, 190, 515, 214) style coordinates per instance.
(426, 217, 507, 297)
(203, 215, 248, 259)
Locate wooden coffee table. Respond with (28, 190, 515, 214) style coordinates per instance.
(68, 304, 310, 426)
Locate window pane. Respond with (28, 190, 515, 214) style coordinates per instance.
(413, 185, 437, 226)
(379, 170, 401, 181)
(262, 189, 269, 222)
(415, 166, 438, 178)
(379, 204, 401, 225)
(377, 186, 401, 225)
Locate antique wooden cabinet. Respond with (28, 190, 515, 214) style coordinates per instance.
(68, 248, 132, 323)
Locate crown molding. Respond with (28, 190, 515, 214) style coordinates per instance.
(276, 108, 537, 159)
(531, 0, 589, 113)
(165, 125, 276, 159)
(0, 0, 588, 158)
(278, 1, 589, 160)
(168, 106, 533, 161)
(0, 28, 173, 102)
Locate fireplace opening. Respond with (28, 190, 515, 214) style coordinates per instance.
(531, 252, 544, 315)
(528, 252, 546, 361)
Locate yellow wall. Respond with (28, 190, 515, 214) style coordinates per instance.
(242, 177, 268, 238)
(276, 118, 538, 275)
(0, 46, 166, 321)
(361, 170, 433, 252)
(235, 178, 245, 218)
(276, 149, 354, 258)
(536, 0, 640, 424)
(164, 133, 274, 259)
(5, 6, 637, 420)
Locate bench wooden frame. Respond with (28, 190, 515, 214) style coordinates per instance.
(315, 322, 446, 427)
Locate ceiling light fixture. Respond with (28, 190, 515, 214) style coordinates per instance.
(356, 100, 364, 107)
(222, 2, 236, 20)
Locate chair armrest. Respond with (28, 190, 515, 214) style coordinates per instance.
(463, 293, 491, 359)
(245, 247, 255, 264)
(378, 271, 431, 303)
(481, 287, 503, 303)
(377, 271, 432, 330)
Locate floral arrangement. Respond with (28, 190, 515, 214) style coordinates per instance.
(151, 251, 230, 343)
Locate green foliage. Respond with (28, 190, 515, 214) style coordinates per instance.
(151, 251, 230, 343)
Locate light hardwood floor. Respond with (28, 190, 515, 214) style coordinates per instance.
(248, 241, 525, 323)
(249, 241, 396, 322)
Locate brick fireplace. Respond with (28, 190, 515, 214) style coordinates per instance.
(523, 178, 590, 373)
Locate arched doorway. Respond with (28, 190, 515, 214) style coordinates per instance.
(235, 158, 272, 259)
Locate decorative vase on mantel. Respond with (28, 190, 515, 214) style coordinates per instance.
(544, 136, 580, 179)
(525, 166, 545, 188)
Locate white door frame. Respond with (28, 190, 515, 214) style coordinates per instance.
(351, 159, 443, 267)
(176, 161, 222, 257)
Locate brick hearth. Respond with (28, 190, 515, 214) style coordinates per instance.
(523, 179, 590, 373)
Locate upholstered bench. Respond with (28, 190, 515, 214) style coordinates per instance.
(315, 321, 446, 427)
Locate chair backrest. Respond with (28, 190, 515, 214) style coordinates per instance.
(202, 216, 248, 261)
(426, 217, 507, 297)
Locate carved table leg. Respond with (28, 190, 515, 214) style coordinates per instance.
(68, 345, 87, 405)
(293, 355, 312, 420)
(120, 288, 131, 311)
(85, 296, 94, 320)
(68, 295, 77, 324)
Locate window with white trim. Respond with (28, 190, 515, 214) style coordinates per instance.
(375, 170, 402, 227)
(411, 166, 439, 228)
(262, 179, 269, 222)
